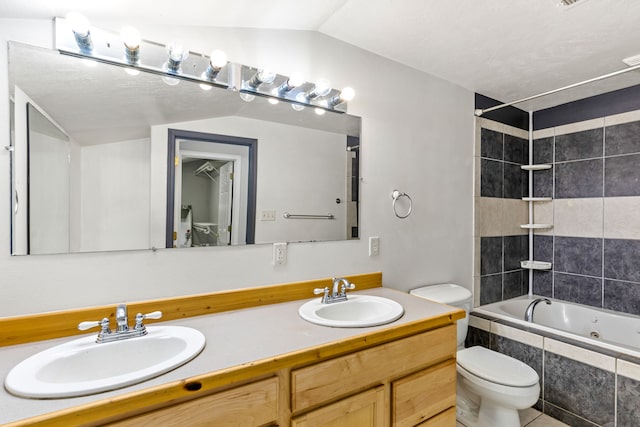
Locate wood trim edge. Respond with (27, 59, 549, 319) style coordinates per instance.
(0, 272, 382, 347)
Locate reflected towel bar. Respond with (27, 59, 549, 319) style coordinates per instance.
(283, 212, 334, 220)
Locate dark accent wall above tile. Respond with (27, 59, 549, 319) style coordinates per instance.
(533, 83, 640, 130)
(475, 93, 529, 130)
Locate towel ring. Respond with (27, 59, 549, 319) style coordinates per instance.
(391, 190, 412, 219)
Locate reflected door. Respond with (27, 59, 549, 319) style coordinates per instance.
(217, 162, 234, 245)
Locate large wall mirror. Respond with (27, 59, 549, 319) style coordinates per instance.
(9, 42, 361, 255)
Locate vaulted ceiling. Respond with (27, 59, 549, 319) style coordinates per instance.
(3, 0, 640, 111)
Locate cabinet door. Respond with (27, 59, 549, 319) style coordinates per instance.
(393, 359, 456, 427)
(106, 377, 278, 427)
(291, 386, 385, 427)
(416, 407, 456, 427)
(292, 325, 456, 412)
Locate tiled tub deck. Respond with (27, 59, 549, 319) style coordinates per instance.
(468, 301, 640, 427)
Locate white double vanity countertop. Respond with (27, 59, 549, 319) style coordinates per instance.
(0, 287, 459, 425)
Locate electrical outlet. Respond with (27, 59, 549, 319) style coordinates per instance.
(369, 236, 380, 256)
(261, 210, 276, 221)
(273, 242, 287, 266)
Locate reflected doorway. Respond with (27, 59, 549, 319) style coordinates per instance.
(166, 129, 257, 248)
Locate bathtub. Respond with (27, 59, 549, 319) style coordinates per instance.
(473, 295, 640, 359)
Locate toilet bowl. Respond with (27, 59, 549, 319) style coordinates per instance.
(410, 284, 540, 427)
(457, 346, 540, 427)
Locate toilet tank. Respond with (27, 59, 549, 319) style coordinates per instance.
(410, 284, 472, 349)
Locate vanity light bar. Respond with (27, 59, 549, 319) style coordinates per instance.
(56, 17, 230, 90)
(55, 15, 353, 113)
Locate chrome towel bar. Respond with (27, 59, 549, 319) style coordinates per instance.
(283, 212, 334, 220)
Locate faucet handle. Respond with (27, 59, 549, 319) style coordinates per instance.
(134, 311, 163, 330)
(78, 317, 110, 333)
(313, 287, 329, 295)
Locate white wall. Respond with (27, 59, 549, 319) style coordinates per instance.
(0, 18, 474, 316)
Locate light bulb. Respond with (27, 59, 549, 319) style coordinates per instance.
(120, 26, 141, 49)
(66, 12, 90, 37)
(199, 83, 213, 91)
(268, 98, 279, 105)
(291, 104, 305, 111)
(124, 67, 140, 76)
(166, 44, 189, 62)
(288, 72, 305, 88)
(258, 70, 276, 84)
(314, 108, 326, 116)
(313, 79, 331, 97)
(340, 86, 355, 102)
(209, 50, 227, 69)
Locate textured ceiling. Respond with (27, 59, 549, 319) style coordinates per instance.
(2, 0, 640, 110)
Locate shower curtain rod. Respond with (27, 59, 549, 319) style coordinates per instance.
(474, 62, 640, 116)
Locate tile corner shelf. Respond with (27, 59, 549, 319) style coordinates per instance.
(522, 197, 552, 202)
(520, 260, 552, 270)
(520, 224, 553, 229)
(521, 164, 552, 171)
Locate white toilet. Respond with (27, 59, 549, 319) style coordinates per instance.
(410, 284, 540, 427)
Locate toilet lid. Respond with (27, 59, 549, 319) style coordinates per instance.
(457, 346, 538, 387)
(410, 284, 472, 305)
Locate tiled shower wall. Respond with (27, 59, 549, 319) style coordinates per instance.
(531, 111, 640, 315)
(474, 118, 529, 306)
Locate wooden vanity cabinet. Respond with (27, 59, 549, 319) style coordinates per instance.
(104, 325, 456, 427)
(105, 377, 279, 427)
(292, 325, 457, 427)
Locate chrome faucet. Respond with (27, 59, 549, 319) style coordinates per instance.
(524, 298, 551, 322)
(313, 277, 356, 304)
(79, 304, 162, 343)
(116, 303, 129, 333)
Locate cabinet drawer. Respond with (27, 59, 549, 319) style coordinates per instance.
(292, 325, 455, 412)
(392, 359, 456, 427)
(292, 386, 385, 427)
(106, 377, 278, 427)
(416, 407, 457, 427)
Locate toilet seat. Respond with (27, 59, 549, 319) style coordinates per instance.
(457, 346, 538, 387)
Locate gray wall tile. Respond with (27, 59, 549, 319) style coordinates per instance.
(534, 137, 553, 164)
(480, 274, 502, 305)
(491, 335, 543, 382)
(504, 235, 528, 271)
(465, 324, 490, 349)
(605, 120, 640, 156)
(555, 128, 603, 162)
(604, 154, 640, 197)
(604, 238, 640, 283)
(533, 168, 553, 198)
(534, 234, 553, 262)
(555, 159, 603, 199)
(544, 351, 615, 426)
(503, 270, 526, 299)
(504, 163, 527, 199)
(480, 236, 502, 275)
(481, 128, 503, 160)
(544, 403, 600, 427)
(617, 374, 640, 427)
(554, 273, 603, 308)
(604, 279, 640, 316)
(504, 134, 527, 164)
(554, 236, 602, 277)
(533, 270, 552, 297)
(480, 158, 503, 198)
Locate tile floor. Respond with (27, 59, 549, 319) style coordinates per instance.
(457, 408, 569, 427)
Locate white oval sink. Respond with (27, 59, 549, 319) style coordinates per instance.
(5, 325, 205, 399)
(299, 295, 404, 327)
